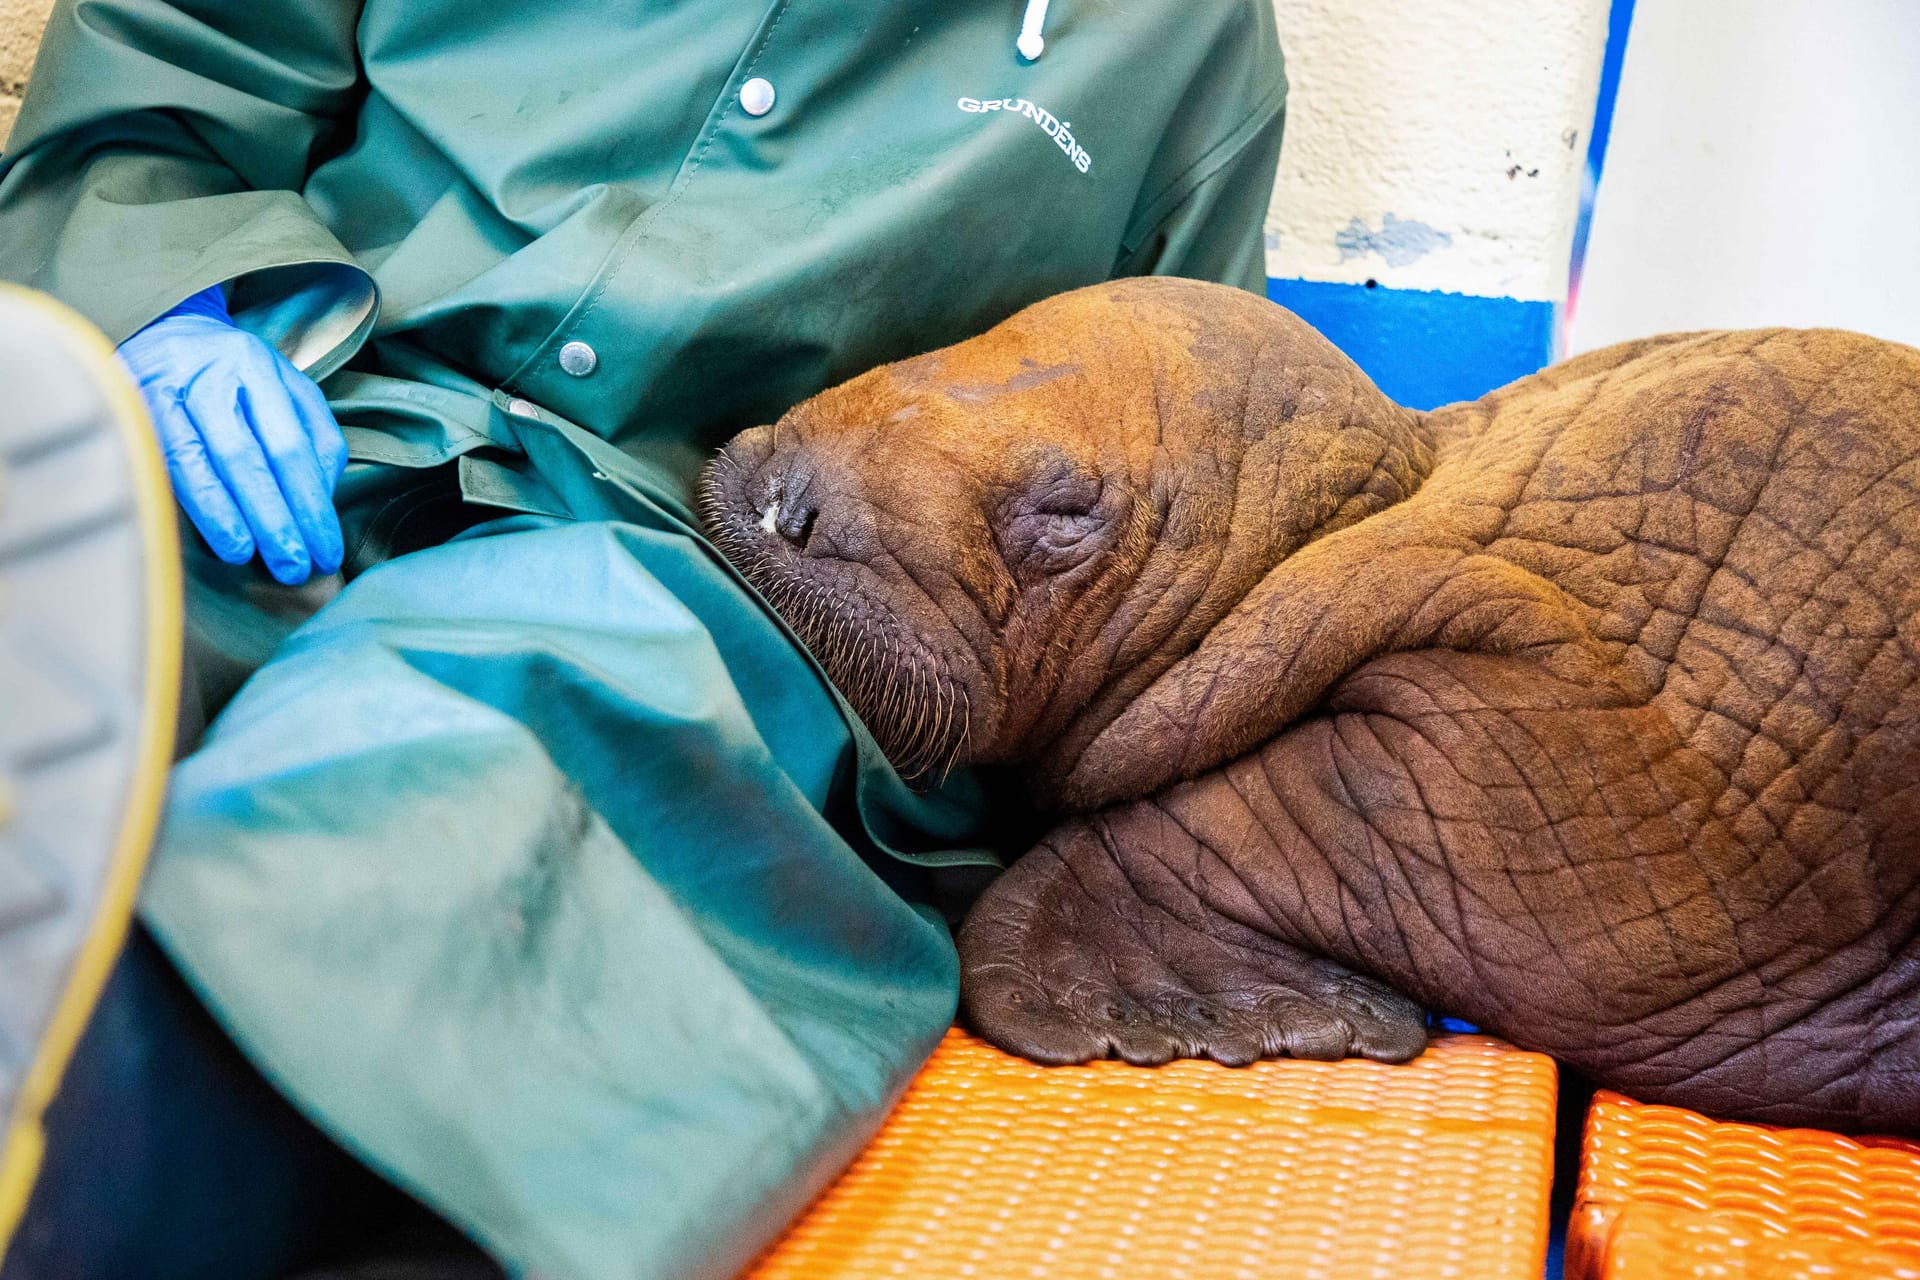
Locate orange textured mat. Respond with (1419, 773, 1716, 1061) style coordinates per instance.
(1567, 1089, 1920, 1280)
(744, 1029, 1557, 1280)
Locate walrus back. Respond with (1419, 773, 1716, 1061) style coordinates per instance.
(1416, 326, 1920, 1111)
(1422, 327, 1920, 706)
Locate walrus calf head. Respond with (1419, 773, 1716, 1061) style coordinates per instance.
(698, 278, 1432, 799)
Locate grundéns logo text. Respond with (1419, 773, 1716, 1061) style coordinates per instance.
(958, 97, 1092, 174)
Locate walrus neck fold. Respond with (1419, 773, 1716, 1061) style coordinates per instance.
(1010, 379, 1441, 809)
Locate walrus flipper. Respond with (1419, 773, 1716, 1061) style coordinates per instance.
(958, 807, 1429, 1068)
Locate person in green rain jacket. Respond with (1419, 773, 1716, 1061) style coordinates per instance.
(0, 2, 1284, 1276)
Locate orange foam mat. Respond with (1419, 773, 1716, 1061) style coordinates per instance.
(745, 1029, 1557, 1280)
(1567, 1089, 1920, 1280)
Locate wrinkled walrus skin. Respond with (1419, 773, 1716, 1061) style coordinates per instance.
(699, 278, 1920, 1134)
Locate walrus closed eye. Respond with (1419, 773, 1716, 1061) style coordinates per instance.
(699, 277, 1920, 1135)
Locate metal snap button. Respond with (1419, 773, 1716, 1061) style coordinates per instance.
(505, 397, 538, 417)
(557, 341, 598, 378)
(740, 77, 776, 118)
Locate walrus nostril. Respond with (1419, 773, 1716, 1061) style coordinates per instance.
(774, 495, 818, 549)
(749, 466, 821, 550)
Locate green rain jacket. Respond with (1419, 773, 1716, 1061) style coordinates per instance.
(0, 3, 1285, 1277)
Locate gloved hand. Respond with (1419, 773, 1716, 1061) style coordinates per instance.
(117, 286, 349, 585)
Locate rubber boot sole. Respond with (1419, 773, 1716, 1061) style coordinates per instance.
(0, 286, 182, 1264)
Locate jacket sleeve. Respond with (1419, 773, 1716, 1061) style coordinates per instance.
(0, 0, 376, 375)
(1114, 106, 1285, 294)
(1112, 0, 1286, 294)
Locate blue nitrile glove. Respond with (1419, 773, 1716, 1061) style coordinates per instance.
(117, 286, 348, 585)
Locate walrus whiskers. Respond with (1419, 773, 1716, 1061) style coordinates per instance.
(753, 566, 967, 783)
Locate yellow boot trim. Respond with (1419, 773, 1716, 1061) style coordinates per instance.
(0, 286, 184, 1260)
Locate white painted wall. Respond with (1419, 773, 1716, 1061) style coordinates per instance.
(1266, 0, 1611, 302)
(0, 0, 54, 144)
(1569, 0, 1920, 353)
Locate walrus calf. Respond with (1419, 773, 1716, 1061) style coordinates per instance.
(699, 277, 1920, 1134)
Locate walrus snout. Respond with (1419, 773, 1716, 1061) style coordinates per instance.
(700, 407, 1005, 784)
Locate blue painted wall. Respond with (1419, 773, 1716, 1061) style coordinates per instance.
(1267, 278, 1556, 410)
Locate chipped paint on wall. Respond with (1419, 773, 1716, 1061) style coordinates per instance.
(1267, 0, 1611, 302)
(1335, 214, 1452, 269)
